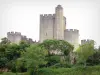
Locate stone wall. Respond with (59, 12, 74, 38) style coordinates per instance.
(7, 31, 34, 44)
(39, 14, 54, 42)
(39, 5, 66, 42)
(39, 5, 80, 49)
(7, 32, 22, 43)
(64, 29, 79, 49)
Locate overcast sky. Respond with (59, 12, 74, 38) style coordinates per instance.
(0, 0, 100, 46)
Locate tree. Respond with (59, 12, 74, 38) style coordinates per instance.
(0, 37, 10, 45)
(6, 43, 21, 60)
(0, 37, 32, 72)
(76, 40, 95, 67)
(19, 41, 30, 51)
(17, 44, 48, 75)
(39, 39, 74, 67)
(0, 37, 10, 69)
(40, 39, 74, 56)
(86, 46, 100, 66)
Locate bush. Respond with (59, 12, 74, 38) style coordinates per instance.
(1, 66, 100, 75)
(38, 66, 100, 75)
(0, 72, 27, 75)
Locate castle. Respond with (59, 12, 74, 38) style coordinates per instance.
(7, 31, 35, 44)
(39, 5, 79, 49)
(6, 5, 94, 48)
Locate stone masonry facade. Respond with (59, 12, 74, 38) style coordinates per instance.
(39, 5, 79, 49)
(7, 31, 35, 44)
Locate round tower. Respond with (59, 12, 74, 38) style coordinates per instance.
(54, 5, 64, 40)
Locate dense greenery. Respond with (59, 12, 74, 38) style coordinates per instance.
(76, 40, 95, 67)
(0, 38, 100, 75)
(0, 37, 30, 72)
(1, 66, 100, 75)
(38, 66, 100, 75)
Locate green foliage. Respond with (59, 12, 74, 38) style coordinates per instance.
(0, 38, 11, 68)
(0, 37, 10, 45)
(6, 44, 20, 60)
(1, 66, 100, 75)
(0, 72, 27, 75)
(86, 47, 100, 66)
(40, 39, 74, 67)
(0, 38, 30, 72)
(17, 44, 48, 74)
(76, 41, 95, 66)
(38, 66, 100, 75)
(19, 41, 30, 51)
(46, 55, 61, 67)
(40, 39, 74, 56)
(0, 37, 100, 75)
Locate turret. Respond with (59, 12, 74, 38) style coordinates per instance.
(54, 5, 64, 40)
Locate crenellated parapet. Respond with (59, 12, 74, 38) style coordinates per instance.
(40, 14, 54, 18)
(64, 29, 79, 39)
(64, 29, 79, 34)
(81, 39, 94, 45)
(40, 14, 54, 23)
(81, 39, 93, 42)
(7, 31, 21, 36)
(53, 14, 55, 17)
(7, 31, 22, 44)
(7, 31, 34, 44)
(7, 32, 14, 35)
(21, 35, 27, 38)
(15, 32, 21, 36)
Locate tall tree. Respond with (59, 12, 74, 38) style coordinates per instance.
(76, 40, 95, 67)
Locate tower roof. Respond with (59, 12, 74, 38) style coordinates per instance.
(56, 5, 63, 9)
(57, 5, 62, 7)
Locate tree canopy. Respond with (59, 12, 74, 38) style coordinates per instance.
(76, 40, 95, 67)
(39, 39, 74, 56)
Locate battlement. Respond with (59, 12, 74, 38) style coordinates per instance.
(53, 14, 55, 17)
(7, 31, 21, 36)
(15, 32, 21, 35)
(81, 39, 94, 42)
(28, 38, 33, 42)
(22, 35, 27, 38)
(65, 29, 79, 33)
(40, 14, 53, 17)
(7, 32, 14, 35)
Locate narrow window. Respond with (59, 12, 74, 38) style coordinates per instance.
(46, 33, 47, 36)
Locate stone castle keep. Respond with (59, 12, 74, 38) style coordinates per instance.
(39, 5, 79, 49)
